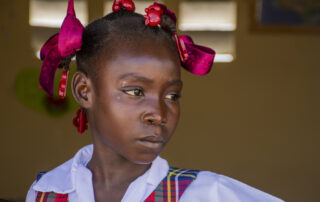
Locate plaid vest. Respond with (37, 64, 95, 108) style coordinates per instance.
(35, 167, 199, 202)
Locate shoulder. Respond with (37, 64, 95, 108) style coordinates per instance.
(26, 181, 37, 202)
(26, 145, 93, 201)
(180, 171, 284, 202)
(26, 158, 74, 201)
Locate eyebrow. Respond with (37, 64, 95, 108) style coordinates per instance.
(119, 72, 183, 87)
(168, 79, 183, 87)
(119, 73, 153, 83)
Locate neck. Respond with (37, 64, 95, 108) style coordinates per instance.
(87, 138, 151, 186)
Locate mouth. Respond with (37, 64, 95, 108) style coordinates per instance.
(136, 136, 164, 150)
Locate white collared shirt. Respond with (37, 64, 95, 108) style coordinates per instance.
(26, 145, 284, 202)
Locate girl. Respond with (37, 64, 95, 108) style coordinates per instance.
(27, 0, 283, 201)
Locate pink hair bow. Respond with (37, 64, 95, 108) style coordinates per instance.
(176, 35, 215, 75)
(39, 0, 84, 98)
(145, 2, 215, 76)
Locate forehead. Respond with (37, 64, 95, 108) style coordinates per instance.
(101, 51, 181, 83)
(96, 40, 180, 79)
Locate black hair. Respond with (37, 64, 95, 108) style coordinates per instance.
(75, 8, 179, 87)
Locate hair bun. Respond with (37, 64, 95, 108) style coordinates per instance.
(153, 2, 177, 35)
(160, 15, 177, 34)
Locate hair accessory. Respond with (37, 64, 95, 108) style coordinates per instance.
(58, 70, 69, 98)
(73, 108, 88, 134)
(39, 0, 84, 98)
(145, 2, 216, 75)
(178, 35, 215, 75)
(153, 2, 176, 23)
(112, 0, 135, 12)
(174, 34, 188, 63)
(144, 4, 163, 26)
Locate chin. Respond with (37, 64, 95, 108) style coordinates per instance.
(134, 161, 153, 165)
(129, 153, 159, 165)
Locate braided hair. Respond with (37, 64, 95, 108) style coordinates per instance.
(76, 8, 179, 87)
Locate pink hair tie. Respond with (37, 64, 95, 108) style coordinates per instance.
(144, 2, 215, 76)
(39, 0, 84, 98)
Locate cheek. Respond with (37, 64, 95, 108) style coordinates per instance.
(97, 92, 141, 126)
(167, 103, 180, 131)
(92, 94, 137, 144)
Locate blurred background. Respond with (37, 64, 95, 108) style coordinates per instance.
(0, 0, 319, 201)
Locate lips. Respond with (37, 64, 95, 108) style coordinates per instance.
(139, 135, 164, 142)
(136, 135, 164, 151)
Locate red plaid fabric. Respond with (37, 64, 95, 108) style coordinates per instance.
(36, 192, 68, 202)
(144, 166, 200, 202)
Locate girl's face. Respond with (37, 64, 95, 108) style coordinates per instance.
(89, 45, 181, 164)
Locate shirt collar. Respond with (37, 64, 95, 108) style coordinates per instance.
(146, 156, 169, 186)
(33, 144, 168, 193)
(33, 144, 93, 193)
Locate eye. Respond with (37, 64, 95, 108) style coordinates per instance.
(165, 93, 181, 101)
(123, 88, 144, 96)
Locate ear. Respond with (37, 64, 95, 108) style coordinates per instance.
(71, 71, 94, 109)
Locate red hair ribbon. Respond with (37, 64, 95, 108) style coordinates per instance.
(39, 0, 84, 98)
(112, 0, 135, 12)
(144, 2, 215, 75)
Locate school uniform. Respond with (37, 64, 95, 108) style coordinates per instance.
(26, 145, 283, 202)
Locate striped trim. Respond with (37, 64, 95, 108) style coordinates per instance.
(144, 166, 200, 202)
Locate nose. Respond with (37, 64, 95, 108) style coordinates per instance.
(143, 113, 167, 126)
(142, 99, 167, 126)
